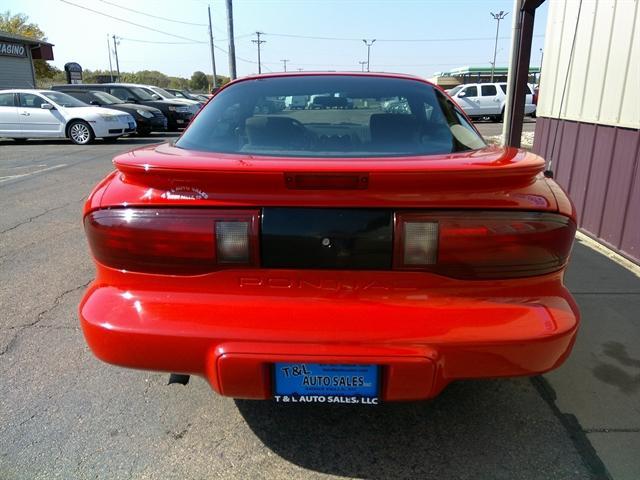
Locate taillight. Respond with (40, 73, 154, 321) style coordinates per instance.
(84, 208, 259, 274)
(394, 211, 576, 279)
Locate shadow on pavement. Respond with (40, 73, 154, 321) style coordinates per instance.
(236, 378, 592, 480)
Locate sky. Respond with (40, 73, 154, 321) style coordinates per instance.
(3, 0, 549, 79)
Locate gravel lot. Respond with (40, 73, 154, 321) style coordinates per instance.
(1, 124, 638, 479)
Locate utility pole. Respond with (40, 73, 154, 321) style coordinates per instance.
(112, 35, 121, 80)
(362, 39, 376, 72)
(359, 61, 367, 72)
(225, 0, 237, 79)
(490, 11, 508, 82)
(280, 59, 289, 72)
(252, 31, 266, 74)
(107, 34, 114, 82)
(208, 5, 218, 89)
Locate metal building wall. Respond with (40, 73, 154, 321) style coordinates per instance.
(0, 53, 36, 89)
(533, 0, 640, 264)
(536, 0, 639, 128)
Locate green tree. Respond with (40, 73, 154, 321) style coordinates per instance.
(135, 70, 170, 87)
(190, 71, 209, 91)
(0, 11, 57, 81)
(168, 76, 190, 89)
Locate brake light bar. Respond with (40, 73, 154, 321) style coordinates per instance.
(85, 208, 575, 279)
(394, 211, 576, 279)
(84, 208, 259, 275)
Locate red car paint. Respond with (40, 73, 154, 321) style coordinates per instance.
(79, 72, 578, 402)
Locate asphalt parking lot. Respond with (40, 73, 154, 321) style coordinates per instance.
(1, 124, 639, 480)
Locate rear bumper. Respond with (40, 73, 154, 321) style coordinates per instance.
(79, 270, 579, 401)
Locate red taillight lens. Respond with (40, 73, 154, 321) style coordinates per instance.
(394, 211, 576, 279)
(84, 208, 259, 274)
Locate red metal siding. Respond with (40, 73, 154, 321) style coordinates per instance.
(534, 117, 640, 264)
(569, 123, 597, 225)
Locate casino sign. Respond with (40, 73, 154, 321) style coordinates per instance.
(0, 41, 27, 57)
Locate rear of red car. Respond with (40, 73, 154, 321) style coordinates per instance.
(79, 73, 578, 403)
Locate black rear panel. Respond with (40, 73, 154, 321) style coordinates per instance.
(261, 208, 393, 269)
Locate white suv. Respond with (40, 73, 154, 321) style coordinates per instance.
(446, 83, 536, 121)
(0, 89, 136, 144)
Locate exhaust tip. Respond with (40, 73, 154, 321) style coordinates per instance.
(168, 373, 190, 386)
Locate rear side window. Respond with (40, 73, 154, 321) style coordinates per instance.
(462, 86, 477, 97)
(177, 75, 486, 157)
(499, 84, 534, 97)
(481, 85, 497, 96)
(0, 92, 15, 106)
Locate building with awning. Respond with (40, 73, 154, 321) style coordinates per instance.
(431, 66, 540, 86)
(0, 31, 54, 89)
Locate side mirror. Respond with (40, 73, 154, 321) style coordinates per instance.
(151, 94, 161, 100)
(127, 97, 138, 103)
(41, 102, 54, 110)
(90, 100, 101, 106)
(457, 91, 466, 98)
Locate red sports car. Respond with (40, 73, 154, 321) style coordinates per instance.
(80, 72, 578, 404)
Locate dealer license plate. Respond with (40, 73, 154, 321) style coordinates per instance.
(273, 363, 379, 405)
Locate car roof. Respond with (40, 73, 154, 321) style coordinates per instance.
(221, 71, 436, 88)
(0, 89, 51, 94)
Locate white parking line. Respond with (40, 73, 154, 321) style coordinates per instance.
(0, 164, 68, 183)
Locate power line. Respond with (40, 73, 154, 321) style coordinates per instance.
(118, 36, 205, 45)
(262, 32, 542, 43)
(118, 33, 252, 45)
(58, 0, 206, 43)
(97, 0, 208, 27)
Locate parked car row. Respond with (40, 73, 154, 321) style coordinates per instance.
(0, 89, 136, 144)
(52, 83, 196, 132)
(446, 82, 536, 121)
(0, 84, 209, 144)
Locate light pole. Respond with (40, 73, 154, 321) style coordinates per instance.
(359, 61, 367, 72)
(281, 59, 289, 72)
(362, 39, 376, 72)
(490, 11, 508, 82)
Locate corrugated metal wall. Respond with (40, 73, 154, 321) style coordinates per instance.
(534, 118, 639, 263)
(533, 0, 640, 264)
(0, 52, 36, 89)
(534, 0, 640, 264)
(537, 0, 639, 129)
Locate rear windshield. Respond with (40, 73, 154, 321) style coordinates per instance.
(176, 75, 485, 157)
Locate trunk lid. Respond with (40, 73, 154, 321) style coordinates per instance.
(103, 143, 557, 211)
